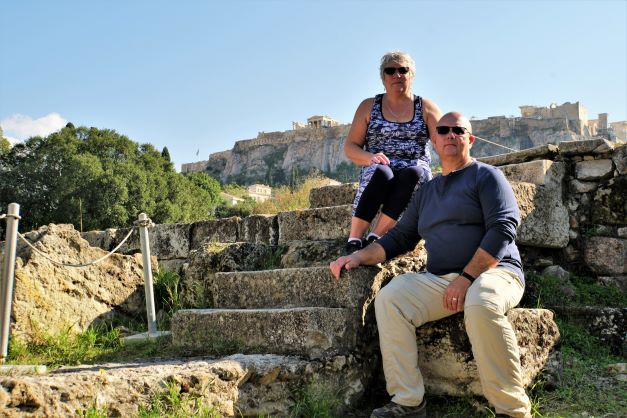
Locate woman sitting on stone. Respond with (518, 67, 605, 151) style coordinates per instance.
(343, 50, 442, 254)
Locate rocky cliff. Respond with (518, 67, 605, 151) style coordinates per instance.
(204, 125, 355, 185)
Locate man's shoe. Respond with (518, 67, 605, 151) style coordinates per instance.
(370, 399, 426, 418)
(342, 239, 363, 256)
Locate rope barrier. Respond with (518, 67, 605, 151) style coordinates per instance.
(474, 135, 519, 152)
(16, 226, 136, 268)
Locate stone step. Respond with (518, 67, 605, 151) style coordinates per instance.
(277, 205, 351, 243)
(213, 266, 380, 309)
(309, 183, 358, 208)
(0, 353, 374, 417)
(171, 307, 363, 358)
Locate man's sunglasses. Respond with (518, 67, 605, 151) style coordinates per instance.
(383, 67, 410, 76)
(436, 126, 470, 135)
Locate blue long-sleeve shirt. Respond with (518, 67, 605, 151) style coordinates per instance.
(378, 160, 524, 284)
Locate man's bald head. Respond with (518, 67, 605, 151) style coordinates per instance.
(438, 112, 472, 134)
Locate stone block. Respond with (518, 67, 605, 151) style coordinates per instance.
(277, 205, 351, 243)
(238, 214, 277, 245)
(597, 276, 627, 293)
(415, 309, 560, 395)
(181, 242, 281, 308)
(575, 159, 614, 181)
(280, 239, 343, 268)
(190, 217, 240, 248)
(559, 139, 614, 156)
(592, 176, 627, 225)
(171, 307, 361, 358)
(498, 159, 554, 185)
(309, 183, 358, 208)
(552, 306, 626, 356)
(148, 223, 191, 259)
(584, 236, 627, 275)
(512, 182, 569, 248)
(612, 144, 627, 175)
(213, 266, 381, 309)
(11, 224, 146, 341)
(477, 144, 558, 167)
(0, 354, 372, 417)
(570, 179, 598, 193)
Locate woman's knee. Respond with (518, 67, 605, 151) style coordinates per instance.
(371, 164, 394, 181)
(399, 165, 431, 184)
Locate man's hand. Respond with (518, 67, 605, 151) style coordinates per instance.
(329, 255, 361, 280)
(443, 275, 472, 312)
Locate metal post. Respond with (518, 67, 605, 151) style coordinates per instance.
(1, 203, 20, 363)
(138, 213, 157, 335)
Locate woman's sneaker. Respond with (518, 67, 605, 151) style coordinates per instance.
(342, 238, 363, 256)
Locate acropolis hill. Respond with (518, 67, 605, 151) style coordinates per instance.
(182, 102, 627, 185)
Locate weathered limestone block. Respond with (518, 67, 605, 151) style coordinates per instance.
(181, 241, 281, 307)
(612, 144, 627, 175)
(477, 144, 558, 167)
(552, 306, 626, 356)
(213, 266, 381, 310)
(498, 159, 554, 185)
(575, 159, 614, 181)
(190, 217, 241, 249)
(569, 179, 598, 193)
(280, 240, 343, 268)
(416, 309, 559, 396)
(91, 223, 191, 259)
(171, 307, 361, 358)
(559, 138, 614, 156)
(238, 214, 277, 244)
(11, 224, 147, 340)
(584, 236, 627, 275)
(512, 182, 569, 248)
(80, 228, 117, 250)
(0, 354, 372, 417)
(309, 183, 358, 208)
(597, 276, 627, 293)
(277, 205, 351, 243)
(148, 223, 191, 259)
(592, 176, 627, 225)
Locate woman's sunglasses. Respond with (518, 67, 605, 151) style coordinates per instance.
(383, 67, 410, 76)
(436, 126, 469, 135)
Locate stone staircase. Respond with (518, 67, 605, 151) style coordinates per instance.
(17, 141, 627, 416)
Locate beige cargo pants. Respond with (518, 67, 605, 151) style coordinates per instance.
(374, 268, 532, 418)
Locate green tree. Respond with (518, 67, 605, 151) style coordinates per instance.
(161, 146, 171, 161)
(0, 125, 220, 231)
(0, 127, 10, 155)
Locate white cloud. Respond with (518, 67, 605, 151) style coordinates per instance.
(0, 113, 68, 143)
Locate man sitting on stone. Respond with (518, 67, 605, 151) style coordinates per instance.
(330, 112, 531, 418)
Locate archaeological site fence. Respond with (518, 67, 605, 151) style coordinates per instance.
(0, 204, 160, 363)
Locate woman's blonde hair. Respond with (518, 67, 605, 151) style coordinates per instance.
(379, 50, 416, 81)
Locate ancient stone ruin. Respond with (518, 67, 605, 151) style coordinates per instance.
(0, 138, 625, 416)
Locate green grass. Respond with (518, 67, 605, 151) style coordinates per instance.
(290, 378, 343, 417)
(526, 271, 626, 308)
(8, 323, 123, 368)
(137, 379, 221, 418)
(530, 320, 626, 417)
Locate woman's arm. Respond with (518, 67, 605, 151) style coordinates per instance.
(344, 98, 385, 166)
(421, 97, 443, 141)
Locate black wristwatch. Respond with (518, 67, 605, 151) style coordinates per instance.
(460, 271, 476, 283)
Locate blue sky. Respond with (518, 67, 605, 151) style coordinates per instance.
(1, 0, 625, 171)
